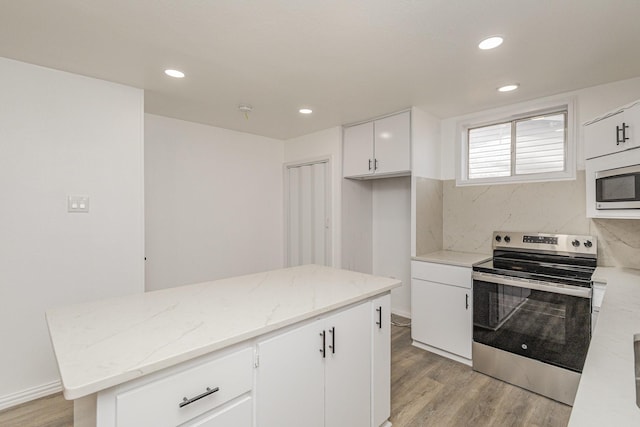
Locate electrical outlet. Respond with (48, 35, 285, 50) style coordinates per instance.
(68, 195, 90, 213)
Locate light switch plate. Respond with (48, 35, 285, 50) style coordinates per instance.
(68, 195, 90, 213)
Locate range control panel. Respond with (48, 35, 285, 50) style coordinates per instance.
(493, 231, 597, 257)
(522, 235, 558, 245)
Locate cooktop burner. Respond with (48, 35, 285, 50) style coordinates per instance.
(473, 231, 597, 288)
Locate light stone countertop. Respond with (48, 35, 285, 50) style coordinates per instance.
(46, 265, 400, 400)
(412, 250, 491, 268)
(569, 266, 640, 426)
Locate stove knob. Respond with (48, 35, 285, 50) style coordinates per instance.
(572, 239, 580, 247)
(495, 235, 502, 242)
(504, 235, 511, 243)
(584, 240, 593, 248)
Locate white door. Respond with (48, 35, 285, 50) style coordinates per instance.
(285, 160, 331, 267)
(374, 111, 411, 175)
(411, 278, 472, 359)
(371, 294, 391, 427)
(256, 321, 325, 427)
(343, 121, 374, 177)
(324, 303, 371, 427)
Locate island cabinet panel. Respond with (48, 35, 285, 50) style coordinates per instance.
(324, 302, 372, 427)
(255, 320, 325, 427)
(256, 301, 373, 427)
(371, 294, 391, 427)
(98, 347, 253, 427)
(186, 396, 252, 427)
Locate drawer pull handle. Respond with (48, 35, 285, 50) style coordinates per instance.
(179, 386, 220, 408)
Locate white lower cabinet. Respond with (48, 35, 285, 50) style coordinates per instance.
(97, 347, 254, 427)
(96, 296, 391, 427)
(371, 294, 391, 427)
(186, 396, 252, 427)
(411, 261, 472, 363)
(256, 301, 372, 427)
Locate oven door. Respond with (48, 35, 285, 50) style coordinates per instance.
(472, 271, 592, 373)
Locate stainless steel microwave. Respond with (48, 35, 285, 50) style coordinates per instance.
(595, 164, 640, 209)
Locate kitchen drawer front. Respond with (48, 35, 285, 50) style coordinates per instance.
(411, 260, 471, 289)
(116, 347, 253, 427)
(186, 396, 252, 427)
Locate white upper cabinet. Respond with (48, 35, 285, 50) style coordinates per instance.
(343, 111, 411, 179)
(584, 100, 640, 160)
(343, 121, 375, 177)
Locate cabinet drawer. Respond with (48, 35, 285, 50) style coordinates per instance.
(411, 260, 471, 289)
(186, 396, 252, 427)
(116, 347, 253, 427)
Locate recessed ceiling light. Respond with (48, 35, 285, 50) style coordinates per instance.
(498, 84, 519, 92)
(164, 69, 185, 78)
(299, 108, 313, 114)
(479, 36, 504, 50)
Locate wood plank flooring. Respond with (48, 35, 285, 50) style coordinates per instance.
(0, 316, 571, 427)
(389, 315, 571, 427)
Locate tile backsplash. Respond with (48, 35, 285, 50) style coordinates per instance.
(415, 170, 640, 267)
(415, 177, 443, 255)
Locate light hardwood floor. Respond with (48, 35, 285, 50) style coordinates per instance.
(389, 316, 571, 427)
(0, 316, 571, 427)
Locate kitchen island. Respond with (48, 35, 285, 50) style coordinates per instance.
(569, 267, 640, 426)
(46, 264, 401, 427)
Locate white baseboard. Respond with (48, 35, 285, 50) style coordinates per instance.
(0, 380, 62, 411)
(412, 340, 472, 367)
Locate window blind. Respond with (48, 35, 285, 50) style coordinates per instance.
(468, 111, 566, 180)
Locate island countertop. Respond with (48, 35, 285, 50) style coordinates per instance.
(569, 267, 640, 426)
(46, 265, 401, 400)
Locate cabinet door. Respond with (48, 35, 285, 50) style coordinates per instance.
(256, 321, 324, 427)
(624, 102, 640, 150)
(373, 111, 411, 175)
(324, 302, 372, 427)
(344, 121, 374, 177)
(585, 109, 627, 159)
(411, 278, 472, 359)
(371, 294, 391, 427)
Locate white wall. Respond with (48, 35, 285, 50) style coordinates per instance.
(0, 58, 144, 408)
(284, 127, 342, 267)
(372, 177, 412, 317)
(440, 76, 640, 179)
(145, 114, 284, 291)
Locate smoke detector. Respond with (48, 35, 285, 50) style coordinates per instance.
(238, 104, 253, 120)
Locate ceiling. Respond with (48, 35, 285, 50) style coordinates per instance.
(1, 0, 640, 140)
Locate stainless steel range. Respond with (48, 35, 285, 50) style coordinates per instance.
(472, 231, 597, 406)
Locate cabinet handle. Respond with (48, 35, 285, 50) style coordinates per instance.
(616, 123, 630, 145)
(368, 159, 373, 171)
(179, 386, 220, 408)
(376, 306, 382, 329)
(616, 125, 623, 145)
(319, 331, 326, 358)
(374, 158, 379, 170)
(328, 326, 335, 354)
(466, 294, 469, 310)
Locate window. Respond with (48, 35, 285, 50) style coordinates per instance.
(458, 100, 575, 185)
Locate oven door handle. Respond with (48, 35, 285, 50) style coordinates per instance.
(472, 271, 592, 299)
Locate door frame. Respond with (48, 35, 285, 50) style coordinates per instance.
(283, 156, 332, 267)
